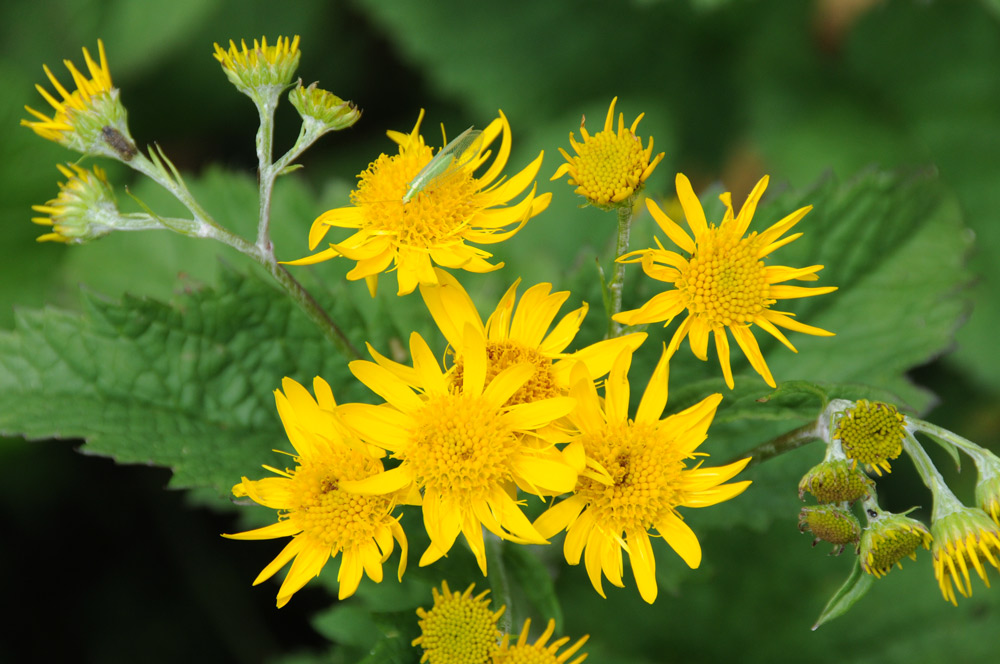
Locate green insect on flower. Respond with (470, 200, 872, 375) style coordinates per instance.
(402, 126, 483, 202)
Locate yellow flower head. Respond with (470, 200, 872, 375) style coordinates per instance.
(493, 618, 589, 664)
(31, 163, 118, 244)
(416, 268, 646, 409)
(287, 110, 551, 296)
(614, 173, 837, 389)
(412, 581, 504, 664)
(797, 459, 874, 504)
(860, 510, 932, 579)
(213, 35, 301, 93)
(288, 82, 361, 132)
(833, 399, 906, 476)
(551, 96, 664, 208)
(223, 377, 408, 607)
(22, 40, 133, 158)
(337, 331, 579, 575)
(931, 506, 1000, 605)
(534, 348, 751, 603)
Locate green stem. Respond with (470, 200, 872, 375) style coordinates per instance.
(486, 534, 513, 636)
(607, 202, 633, 339)
(910, 419, 991, 463)
(255, 96, 278, 249)
(902, 432, 964, 521)
(129, 150, 361, 360)
(730, 422, 822, 468)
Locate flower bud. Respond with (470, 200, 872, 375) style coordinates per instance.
(798, 459, 873, 504)
(859, 510, 931, 578)
(799, 504, 861, 555)
(833, 399, 906, 476)
(288, 82, 361, 132)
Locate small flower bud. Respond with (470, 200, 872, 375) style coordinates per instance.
(288, 82, 361, 132)
(798, 459, 874, 504)
(976, 474, 1000, 526)
(860, 510, 932, 578)
(799, 504, 861, 555)
(213, 35, 301, 97)
(31, 164, 119, 244)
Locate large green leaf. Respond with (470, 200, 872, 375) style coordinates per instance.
(0, 267, 370, 494)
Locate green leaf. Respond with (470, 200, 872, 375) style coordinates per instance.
(504, 543, 564, 630)
(812, 558, 875, 630)
(0, 267, 369, 494)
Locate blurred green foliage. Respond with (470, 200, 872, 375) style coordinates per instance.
(2, 0, 1000, 662)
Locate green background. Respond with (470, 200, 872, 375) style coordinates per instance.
(2, 0, 999, 662)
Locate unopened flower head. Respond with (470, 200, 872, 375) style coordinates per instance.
(833, 400, 905, 476)
(931, 506, 1000, 605)
(213, 35, 301, 96)
(551, 96, 664, 208)
(412, 581, 503, 664)
(286, 109, 551, 296)
(223, 377, 408, 607)
(419, 268, 645, 411)
(22, 40, 134, 159)
(493, 618, 589, 664)
(798, 459, 874, 504)
(534, 348, 751, 604)
(31, 163, 120, 244)
(614, 173, 837, 389)
(798, 504, 861, 555)
(289, 82, 361, 133)
(968, 447, 1000, 526)
(337, 331, 579, 575)
(860, 508, 932, 578)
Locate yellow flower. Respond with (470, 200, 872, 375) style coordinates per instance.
(860, 510, 932, 579)
(223, 377, 408, 607)
(614, 173, 837, 389)
(534, 348, 751, 603)
(833, 399, 906, 476)
(551, 96, 664, 207)
(412, 581, 504, 664)
(931, 506, 1000, 605)
(408, 268, 645, 410)
(288, 82, 361, 132)
(337, 331, 579, 574)
(492, 618, 589, 664)
(31, 163, 117, 244)
(22, 40, 133, 158)
(213, 35, 301, 93)
(287, 110, 551, 296)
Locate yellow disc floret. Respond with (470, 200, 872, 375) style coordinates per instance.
(413, 581, 503, 664)
(834, 400, 906, 476)
(451, 341, 561, 406)
(678, 227, 771, 328)
(409, 392, 517, 503)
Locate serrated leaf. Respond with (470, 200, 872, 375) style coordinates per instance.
(0, 267, 369, 493)
(812, 558, 875, 630)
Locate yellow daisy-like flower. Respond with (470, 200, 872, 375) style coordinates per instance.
(931, 506, 1000, 605)
(412, 581, 504, 664)
(534, 348, 751, 603)
(22, 40, 132, 157)
(492, 618, 589, 664)
(212, 35, 301, 93)
(287, 110, 551, 296)
(614, 173, 837, 389)
(833, 399, 906, 476)
(337, 331, 578, 574)
(551, 96, 664, 207)
(223, 377, 408, 607)
(409, 268, 645, 410)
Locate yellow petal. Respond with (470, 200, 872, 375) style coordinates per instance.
(656, 512, 702, 569)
